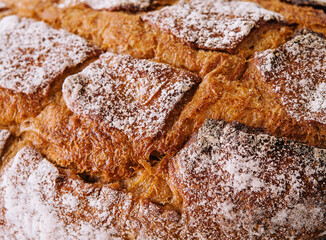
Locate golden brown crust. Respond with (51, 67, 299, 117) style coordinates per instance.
(283, 0, 326, 8)
(32, 103, 138, 181)
(0, 88, 46, 125)
(3, 0, 294, 76)
(249, 0, 326, 35)
(164, 54, 248, 153)
(0, 0, 325, 239)
(30, 52, 200, 182)
(167, 28, 326, 150)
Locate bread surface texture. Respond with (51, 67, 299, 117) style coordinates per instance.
(0, 0, 326, 239)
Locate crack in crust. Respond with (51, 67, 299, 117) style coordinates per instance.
(0, 129, 10, 157)
(32, 52, 200, 182)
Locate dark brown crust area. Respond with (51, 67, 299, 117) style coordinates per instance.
(283, 0, 326, 8)
(169, 119, 326, 239)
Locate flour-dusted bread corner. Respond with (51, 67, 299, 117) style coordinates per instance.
(0, 0, 325, 239)
(0, 15, 100, 125)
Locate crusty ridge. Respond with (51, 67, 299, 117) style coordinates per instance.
(167, 28, 326, 152)
(0, 130, 10, 156)
(0, 0, 325, 239)
(283, 0, 326, 8)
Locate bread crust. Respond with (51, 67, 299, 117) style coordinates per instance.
(0, 0, 325, 239)
(0, 16, 100, 125)
(169, 120, 326, 239)
(0, 146, 182, 239)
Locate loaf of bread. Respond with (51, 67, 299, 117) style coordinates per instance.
(0, 0, 325, 239)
